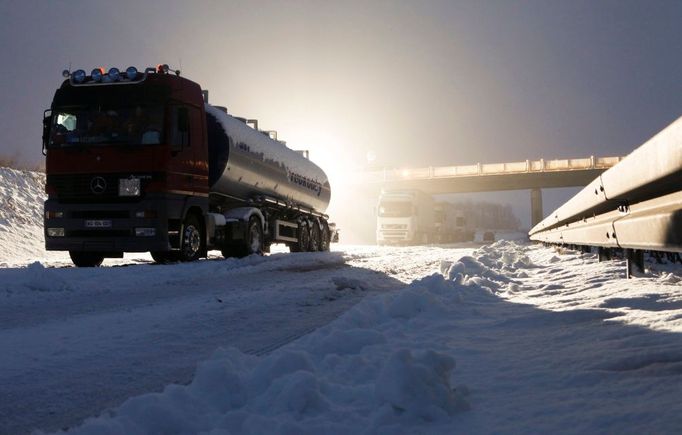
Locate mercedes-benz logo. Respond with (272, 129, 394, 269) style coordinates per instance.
(90, 176, 107, 194)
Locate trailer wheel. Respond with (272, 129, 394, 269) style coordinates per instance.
(179, 214, 203, 262)
(320, 222, 331, 252)
(237, 216, 263, 257)
(309, 221, 321, 251)
(69, 251, 104, 267)
(291, 220, 310, 252)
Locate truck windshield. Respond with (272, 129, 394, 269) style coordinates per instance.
(378, 201, 413, 217)
(48, 106, 164, 148)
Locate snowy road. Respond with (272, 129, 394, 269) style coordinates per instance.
(0, 245, 474, 435)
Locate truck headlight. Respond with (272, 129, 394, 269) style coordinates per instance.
(47, 228, 65, 237)
(45, 211, 64, 219)
(119, 178, 141, 196)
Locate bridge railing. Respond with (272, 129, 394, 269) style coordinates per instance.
(362, 155, 621, 182)
(529, 116, 682, 274)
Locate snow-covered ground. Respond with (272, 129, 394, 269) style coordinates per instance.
(1, 244, 473, 435)
(2, 168, 682, 434)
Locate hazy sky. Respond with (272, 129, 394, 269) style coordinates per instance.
(1, 0, 680, 237)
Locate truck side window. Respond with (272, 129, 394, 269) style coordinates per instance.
(171, 106, 190, 152)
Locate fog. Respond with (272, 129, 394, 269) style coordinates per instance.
(1, 0, 680, 241)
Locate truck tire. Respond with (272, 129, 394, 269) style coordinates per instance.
(179, 214, 203, 262)
(235, 216, 263, 258)
(320, 221, 331, 252)
(290, 220, 310, 252)
(69, 251, 104, 267)
(309, 220, 321, 251)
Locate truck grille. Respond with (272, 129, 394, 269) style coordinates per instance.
(47, 173, 154, 203)
(71, 210, 130, 219)
(381, 224, 408, 229)
(381, 230, 408, 236)
(68, 229, 132, 237)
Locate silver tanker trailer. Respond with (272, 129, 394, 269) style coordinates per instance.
(204, 104, 333, 258)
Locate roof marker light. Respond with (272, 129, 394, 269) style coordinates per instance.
(91, 67, 104, 82)
(62, 69, 70, 78)
(125, 66, 137, 79)
(108, 67, 120, 81)
(73, 69, 86, 83)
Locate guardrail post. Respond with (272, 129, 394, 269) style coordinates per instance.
(530, 188, 543, 227)
(598, 247, 612, 262)
(626, 249, 644, 278)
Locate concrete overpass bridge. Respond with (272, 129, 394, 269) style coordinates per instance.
(357, 156, 623, 226)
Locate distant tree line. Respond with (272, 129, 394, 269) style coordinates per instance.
(453, 200, 521, 230)
(0, 153, 45, 172)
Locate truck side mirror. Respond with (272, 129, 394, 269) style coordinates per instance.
(42, 109, 52, 156)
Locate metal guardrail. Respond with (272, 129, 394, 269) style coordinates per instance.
(529, 116, 682, 275)
(361, 156, 622, 183)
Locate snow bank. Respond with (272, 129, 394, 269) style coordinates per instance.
(52, 240, 682, 434)
(55, 272, 476, 434)
(0, 167, 62, 265)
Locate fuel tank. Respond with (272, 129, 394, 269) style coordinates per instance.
(205, 104, 331, 213)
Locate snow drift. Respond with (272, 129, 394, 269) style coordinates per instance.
(0, 167, 54, 265)
(56, 273, 472, 435)
(49, 241, 682, 435)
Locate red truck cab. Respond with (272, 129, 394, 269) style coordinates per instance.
(43, 66, 209, 266)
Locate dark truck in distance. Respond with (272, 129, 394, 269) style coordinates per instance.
(43, 65, 332, 267)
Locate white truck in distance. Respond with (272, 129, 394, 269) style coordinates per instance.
(434, 201, 475, 243)
(376, 190, 435, 245)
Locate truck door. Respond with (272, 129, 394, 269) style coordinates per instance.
(188, 106, 208, 195)
(168, 105, 199, 195)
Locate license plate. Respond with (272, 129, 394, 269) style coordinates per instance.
(85, 220, 112, 228)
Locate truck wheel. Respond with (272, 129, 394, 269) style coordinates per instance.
(237, 216, 263, 257)
(179, 214, 203, 262)
(320, 222, 331, 252)
(309, 221, 321, 251)
(69, 251, 104, 267)
(290, 220, 309, 252)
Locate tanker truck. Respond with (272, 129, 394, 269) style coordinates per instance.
(42, 64, 332, 267)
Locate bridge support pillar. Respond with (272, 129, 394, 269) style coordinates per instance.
(530, 188, 543, 227)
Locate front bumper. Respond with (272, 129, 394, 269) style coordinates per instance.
(44, 196, 183, 253)
(376, 230, 414, 244)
